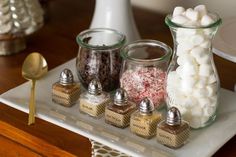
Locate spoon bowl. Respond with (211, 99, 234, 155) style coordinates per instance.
(22, 52, 48, 125)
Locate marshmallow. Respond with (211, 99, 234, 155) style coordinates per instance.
(177, 53, 196, 65)
(173, 6, 185, 17)
(198, 97, 211, 108)
(172, 15, 189, 25)
(194, 5, 207, 17)
(193, 87, 208, 98)
(176, 106, 187, 115)
(201, 116, 210, 126)
(210, 95, 218, 106)
(177, 43, 194, 52)
(200, 40, 211, 48)
(204, 28, 214, 36)
(177, 28, 197, 37)
(206, 83, 218, 96)
(176, 66, 183, 77)
(190, 34, 205, 46)
(195, 76, 208, 88)
(208, 74, 217, 84)
(190, 46, 205, 58)
(191, 48, 210, 63)
(201, 14, 214, 26)
(190, 117, 202, 128)
(184, 96, 197, 108)
(191, 106, 203, 117)
(199, 64, 213, 76)
(203, 106, 216, 117)
(185, 8, 199, 21)
(182, 62, 198, 76)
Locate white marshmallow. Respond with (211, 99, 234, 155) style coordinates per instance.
(192, 49, 211, 64)
(193, 87, 208, 98)
(203, 106, 216, 117)
(201, 116, 209, 125)
(177, 28, 197, 37)
(191, 106, 203, 117)
(177, 53, 196, 65)
(208, 74, 217, 84)
(181, 80, 194, 93)
(201, 14, 215, 26)
(176, 66, 183, 77)
(204, 28, 214, 36)
(190, 34, 205, 46)
(198, 97, 211, 108)
(190, 46, 205, 58)
(172, 15, 189, 25)
(176, 106, 188, 115)
(182, 62, 198, 76)
(190, 117, 202, 128)
(194, 5, 207, 17)
(185, 21, 200, 27)
(200, 40, 211, 48)
(206, 83, 218, 96)
(210, 95, 218, 107)
(185, 8, 199, 21)
(173, 6, 185, 17)
(195, 76, 208, 88)
(177, 43, 194, 53)
(184, 96, 197, 108)
(199, 64, 213, 76)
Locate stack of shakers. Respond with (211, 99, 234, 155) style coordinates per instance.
(51, 4, 221, 149)
(52, 69, 190, 149)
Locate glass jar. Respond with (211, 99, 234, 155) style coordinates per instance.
(76, 28, 126, 92)
(120, 40, 172, 109)
(165, 14, 222, 129)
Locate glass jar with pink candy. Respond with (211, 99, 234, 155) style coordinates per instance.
(120, 40, 172, 109)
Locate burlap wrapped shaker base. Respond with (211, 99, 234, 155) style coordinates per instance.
(90, 140, 131, 157)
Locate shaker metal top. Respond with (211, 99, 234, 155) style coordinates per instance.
(166, 107, 181, 126)
(139, 97, 154, 114)
(59, 68, 74, 85)
(88, 79, 102, 95)
(114, 88, 128, 106)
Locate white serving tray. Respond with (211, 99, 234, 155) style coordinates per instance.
(1, 58, 236, 157)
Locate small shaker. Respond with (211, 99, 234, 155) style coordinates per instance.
(52, 69, 80, 107)
(105, 88, 136, 128)
(156, 107, 190, 148)
(130, 97, 162, 139)
(79, 79, 110, 118)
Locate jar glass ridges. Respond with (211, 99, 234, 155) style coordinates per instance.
(165, 14, 222, 129)
(76, 28, 126, 92)
(120, 40, 172, 109)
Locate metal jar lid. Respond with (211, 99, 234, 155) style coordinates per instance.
(59, 68, 74, 85)
(114, 88, 128, 106)
(139, 97, 154, 114)
(88, 79, 102, 95)
(166, 107, 181, 126)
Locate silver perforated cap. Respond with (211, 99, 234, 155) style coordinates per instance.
(59, 69, 74, 85)
(139, 97, 154, 114)
(114, 88, 128, 106)
(166, 107, 181, 126)
(88, 79, 102, 95)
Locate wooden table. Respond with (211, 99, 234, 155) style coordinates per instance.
(0, 0, 235, 156)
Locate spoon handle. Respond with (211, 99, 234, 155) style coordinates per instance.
(28, 80, 36, 125)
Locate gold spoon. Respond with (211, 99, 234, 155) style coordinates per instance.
(22, 52, 48, 125)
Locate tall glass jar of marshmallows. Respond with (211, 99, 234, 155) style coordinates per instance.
(165, 5, 222, 129)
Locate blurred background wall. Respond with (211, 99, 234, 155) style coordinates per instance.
(131, 0, 236, 18)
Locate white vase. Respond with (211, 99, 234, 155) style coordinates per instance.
(90, 0, 140, 43)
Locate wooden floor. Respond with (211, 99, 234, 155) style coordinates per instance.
(0, 0, 235, 156)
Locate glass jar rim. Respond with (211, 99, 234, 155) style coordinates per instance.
(165, 13, 222, 29)
(76, 28, 126, 50)
(121, 40, 172, 63)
